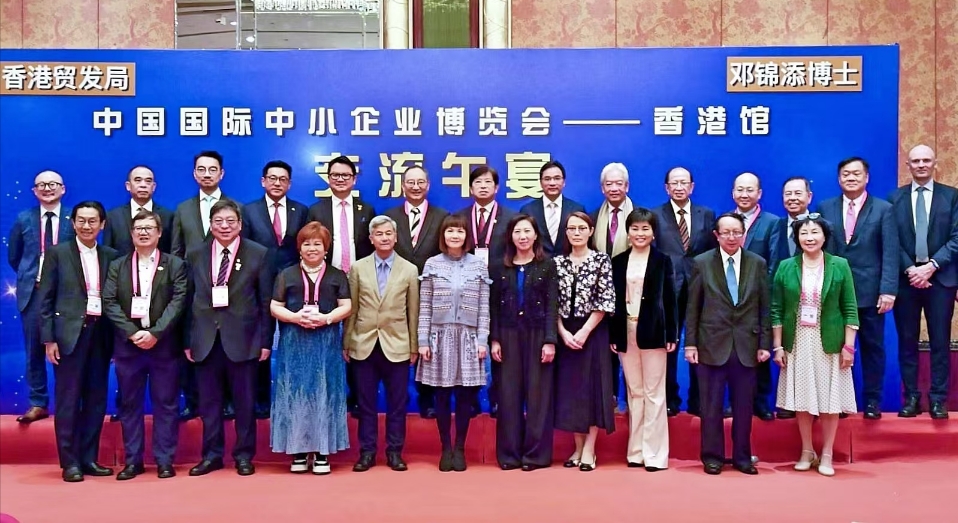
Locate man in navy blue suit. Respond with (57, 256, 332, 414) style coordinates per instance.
(519, 160, 586, 257)
(816, 157, 899, 419)
(242, 160, 309, 418)
(888, 145, 958, 420)
(7, 170, 75, 424)
(731, 172, 778, 420)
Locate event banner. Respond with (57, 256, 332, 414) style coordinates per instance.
(0, 46, 899, 413)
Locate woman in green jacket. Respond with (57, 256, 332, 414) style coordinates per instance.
(771, 214, 858, 477)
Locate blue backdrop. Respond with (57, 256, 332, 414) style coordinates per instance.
(0, 46, 900, 414)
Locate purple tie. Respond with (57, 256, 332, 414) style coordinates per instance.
(609, 208, 619, 248)
(339, 201, 351, 273)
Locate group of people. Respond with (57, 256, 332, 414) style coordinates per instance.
(8, 144, 956, 482)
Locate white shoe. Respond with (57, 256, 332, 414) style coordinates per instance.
(312, 454, 331, 475)
(794, 450, 818, 472)
(817, 453, 835, 477)
(290, 456, 309, 473)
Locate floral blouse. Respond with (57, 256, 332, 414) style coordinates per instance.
(554, 250, 616, 318)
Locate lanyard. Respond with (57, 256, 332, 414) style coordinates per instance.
(132, 251, 160, 297)
(471, 201, 497, 247)
(301, 263, 327, 305)
(211, 238, 240, 285)
(744, 204, 761, 232)
(39, 212, 59, 254)
(406, 200, 429, 245)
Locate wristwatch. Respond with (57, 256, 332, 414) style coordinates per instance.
(930, 259, 940, 269)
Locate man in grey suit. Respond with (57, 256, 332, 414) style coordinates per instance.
(816, 157, 898, 419)
(519, 160, 586, 257)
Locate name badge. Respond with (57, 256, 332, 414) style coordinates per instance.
(301, 305, 319, 316)
(800, 304, 818, 326)
(86, 291, 102, 316)
(475, 247, 489, 268)
(212, 285, 229, 308)
(131, 296, 150, 319)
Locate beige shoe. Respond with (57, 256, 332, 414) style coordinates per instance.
(794, 449, 819, 471)
(817, 453, 835, 477)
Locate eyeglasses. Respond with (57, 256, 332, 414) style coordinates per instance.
(35, 182, 63, 191)
(796, 212, 821, 220)
(329, 173, 355, 181)
(717, 231, 745, 239)
(194, 167, 220, 175)
(212, 218, 239, 226)
(133, 226, 157, 233)
(263, 175, 290, 184)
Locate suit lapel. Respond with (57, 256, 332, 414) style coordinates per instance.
(737, 252, 753, 304)
(67, 242, 86, 296)
(537, 201, 557, 252)
(691, 205, 705, 246)
(395, 208, 413, 250)
(151, 252, 169, 298)
(352, 198, 366, 245)
(284, 202, 300, 245)
(848, 196, 874, 245)
(414, 207, 437, 254)
(744, 215, 756, 250)
(830, 199, 848, 246)
(59, 209, 73, 238)
(820, 255, 836, 303)
(902, 187, 917, 238)
(929, 185, 947, 225)
(712, 251, 735, 306)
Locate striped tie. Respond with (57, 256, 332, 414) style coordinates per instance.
(678, 209, 690, 252)
(410, 208, 421, 246)
(216, 248, 230, 286)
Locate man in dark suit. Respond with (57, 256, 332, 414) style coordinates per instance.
(171, 150, 231, 421)
(731, 172, 779, 420)
(889, 144, 958, 420)
(8, 170, 74, 424)
(816, 157, 899, 419)
(38, 201, 119, 482)
(242, 160, 309, 419)
(384, 165, 448, 419)
(652, 166, 717, 416)
(519, 160, 586, 257)
(102, 210, 190, 480)
(454, 165, 516, 417)
(185, 199, 273, 476)
(685, 213, 771, 475)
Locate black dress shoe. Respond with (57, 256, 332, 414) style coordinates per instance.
(645, 466, 665, 472)
(500, 463, 520, 470)
(627, 462, 645, 468)
(386, 453, 408, 471)
(733, 463, 758, 475)
(235, 459, 255, 476)
(353, 453, 375, 472)
(521, 464, 543, 472)
(157, 464, 176, 479)
(863, 404, 882, 420)
(223, 404, 236, 420)
(776, 409, 796, 419)
(116, 463, 145, 480)
(178, 407, 197, 421)
(452, 448, 467, 472)
(898, 397, 921, 418)
(62, 466, 84, 483)
(189, 458, 224, 476)
(704, 463, 722, 475)
(82, 462, 114, 476)
(755, 407, 775, 421)
(17, 406, 49, 424)
(838, 412, 849, 419)
(439, 450, 454, 472)
(930, 401, 949, 420)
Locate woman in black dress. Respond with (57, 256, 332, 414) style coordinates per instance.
(490, 214, 558, 471)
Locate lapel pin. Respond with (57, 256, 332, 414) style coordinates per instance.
(157, 266, 164, 271)
(357, 204, 364, 212)
(235, 259, 242, 271)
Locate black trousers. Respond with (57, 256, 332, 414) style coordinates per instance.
(856, 306, 888, 406)
(196, 335, 257, 461)
(667, 282, 699, 411)
(353, 342, 409, 455)
(894, 281, 956, 404)
(495, 327, 555, 467)
(754, 360, 772, 412)
(115, 349, 179, 466)
(53, 318, 110, 469)
(697, 353, 755, 468)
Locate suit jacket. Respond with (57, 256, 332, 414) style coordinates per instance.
(685, 249, 770, 367)
(103, 202, 174, 255)
(171, 194, 239, 258)
(816, 195, 899, 306)
(344, 253, 419, 362)
(184, 238, 273, 363)
(384, 201, 449, 273)
(8, 206, 75, 311)
(241, 196, 310, 272)
(489, 258, 558, 344)
(519, 196, 587, 257)
(591, 198, 634, 258)
(38, 241, 119, 356)
(652, 201, 718, 292)
(743, 209, 779, 269)
(102, 251, 190, 358)
(610, 247, 679, 351)
(770, 253, 860, 354)
(455, 202, 517, 270)
(888, 182, 958, 288)
(768, 216, 797, 279)
(307, 196, 376, 267)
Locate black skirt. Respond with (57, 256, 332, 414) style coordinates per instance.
(554, 316, 615, 434)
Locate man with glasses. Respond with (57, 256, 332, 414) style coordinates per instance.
(184, 199, 273, 477)
(385, 165, 448, 419)
(8, 171, 74, 424)
(242, 160, 309, 419)
(520, 160, 586, 257)
(653, 167, 717, 417)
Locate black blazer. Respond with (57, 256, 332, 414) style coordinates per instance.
(489, 258, 558, 344)
(888, 183, 958, 288)
(816, 195, 899, 306)
(241, 196, 310, 272)
(102, 251, 191, 358)
(610, 248, 679, 351)
(651, 201, 717, 292)
(38, 241, 119, 356)
(307, 196, 376, 267)
(384, 202, 449, 273)
(685, 249, 770, 368)
(455, 203, 517, 270)
(519, 196, 587, 256)
(103, 202, 174, 255)
(171, 194, 240, 258)
(185, 238, 274, 363)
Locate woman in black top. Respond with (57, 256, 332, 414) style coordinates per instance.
(490, 214, 558, 471)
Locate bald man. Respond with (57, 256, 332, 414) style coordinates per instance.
(888, 145, 958, 420)
(104, 166, 174, 255)
(8, 171, 75, 423)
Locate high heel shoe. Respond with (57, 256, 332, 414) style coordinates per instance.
(563, 453, 581, 468)
(793, 450, 819, 472)
(579, 457, 596, 472)
(817, 453, 835, 477)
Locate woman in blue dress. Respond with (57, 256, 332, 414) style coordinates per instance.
(270, 221, 352, 475)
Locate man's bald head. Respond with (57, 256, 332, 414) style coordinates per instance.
(907, 144, 937, 184)
(32, 170, 65, 206)
(732, 172, 762, 213)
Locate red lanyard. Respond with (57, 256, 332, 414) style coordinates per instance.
(132, 251, 160, 297)
(301, 263, 327, 305)
(471, 202, 497, 247)
(744, 204, 761, 232)
(211, 238, 240, 285)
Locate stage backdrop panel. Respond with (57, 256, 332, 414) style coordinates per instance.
(0, 47, 900, 414)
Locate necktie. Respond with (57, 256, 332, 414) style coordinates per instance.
(845, 199, 857, 243)
(726, 257, 738, 306)
(272, 202, 283, 245)
(915, 187, 929, 261)
(478, 207, 488, 243)
(410, 208, 421, 246)
(608, 208, 619, 254)
(216, 247, 230, 286)
(547, 202, 559, 245)
(678, 209, 690, 252)
(787, 222, 796, 256)
(43, 211, 55, 251)
(137, 206, 145, 213)
(339, 201, 351, 273)
(377, 261, 388, 296)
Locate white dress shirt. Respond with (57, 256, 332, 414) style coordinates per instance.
(910, 180, 934, 226)
(331, 195, 356, 271)
(842, 193, 866, 230)
(77, 238, 100, 293)
(266, 195, 288, 238)
(135, 249, 158, 327)
(670, 199, 692, 231)
(720, 247, 742, 284)
(130, 199, 154, 218)
(474, 202, 496, 244)
(199, 188, 223, 234)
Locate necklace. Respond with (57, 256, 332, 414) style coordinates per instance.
(301, 261, 323, 274)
